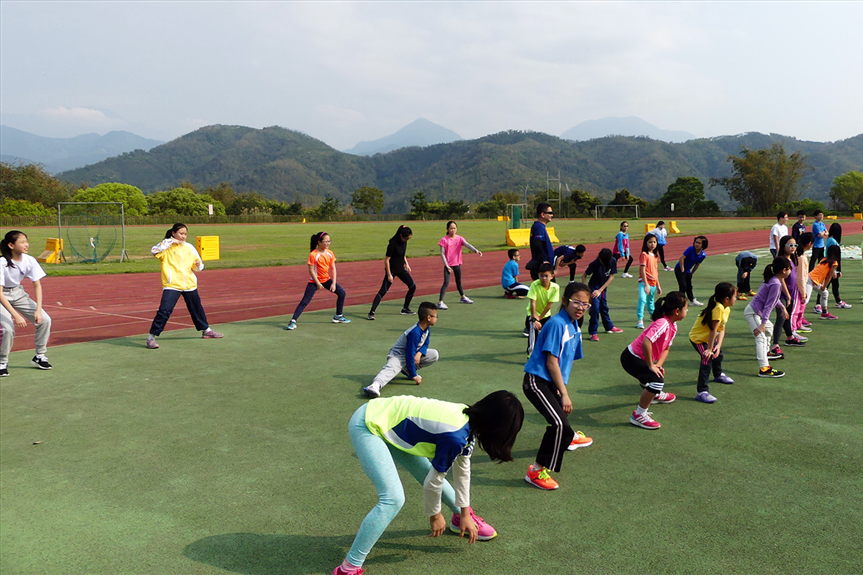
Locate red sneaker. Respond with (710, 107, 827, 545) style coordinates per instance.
(651, 391, 676, 404)
(630, 410, 661, 429)
(525, 466, 559, 490)
(567, 430, 593, 450)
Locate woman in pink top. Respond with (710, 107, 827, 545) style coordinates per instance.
(620, 291, 688, 430)
(437, 221, 482, 310)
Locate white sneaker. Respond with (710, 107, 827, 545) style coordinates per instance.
(621, 273, 633, 278)
(437, 301, 449, 310)
(690, 299, 704, 306)
(363, 384, 381, 398)
(635, 320, 644, 329)
(664, 266, 673, 272)
(460, 296, 474, 304)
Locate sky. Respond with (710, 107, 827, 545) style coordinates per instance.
(2, 1, 862, 150)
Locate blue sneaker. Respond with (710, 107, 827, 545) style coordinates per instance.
(695, 391, 717, 404)
(713, 373, 734, 384)
(332, 315, 351, 324)
(285, 319, 297, 330)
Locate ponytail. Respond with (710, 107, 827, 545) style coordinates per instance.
(651, 291, 687, 322)
(797, 232, 814, 256)
(164, 223, 187, 240)
(763, 257, 791, 282)
(1, 230, 26, 270)
(310, 231, 328, 252)
(824, 244, 841, 266)
(390, 225, 413, 241)
(700, 282, 736, 326)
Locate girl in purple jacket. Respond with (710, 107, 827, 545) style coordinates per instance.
(742, 258, 792, 378)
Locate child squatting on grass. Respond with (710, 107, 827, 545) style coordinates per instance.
(621, 291, 688, 430)
(688, 282, 738, 404)
(363, 302, 439, 398)
(333, 391, 524, 575)
(742, 258, 792, 378)
(524, 263, 560, 356)
(285, 231, 350, 330)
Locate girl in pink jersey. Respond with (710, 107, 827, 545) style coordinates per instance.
(620, 291, 688, 430)
(285, 232, 349, 330)
(437, 221, 482, 310)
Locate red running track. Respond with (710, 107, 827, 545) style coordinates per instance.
(4, 226, 795, 352)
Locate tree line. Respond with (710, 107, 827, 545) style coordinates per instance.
(3, 143, 862, 219)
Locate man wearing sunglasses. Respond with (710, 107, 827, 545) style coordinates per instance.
(526, 203, 555, 280)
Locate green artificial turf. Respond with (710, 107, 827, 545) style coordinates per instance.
(15, 217, 779, 276)
(1, 247, 861, 574)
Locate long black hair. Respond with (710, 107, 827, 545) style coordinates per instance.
(164, 223, 187, 240)
(763, 257, 791, 282)
(822, 244, 841, 267)
(797, 232, 814, 256)
(463, 390, 524, 462)
(390, 225, 412, 242)
(828, 222, 842, 243)
(641, 233, 657, 254)
(778, 235, 798, 267)
(651, 291, 687, 321)
(700, 282, 736, 326)
(1, 230, 26, 269)
(310, 231, 328, 252)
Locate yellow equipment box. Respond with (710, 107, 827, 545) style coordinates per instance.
(37, 238, 63, 264)
(506, 226, 560, 247)
(644, 223, 656, 233)
(669, 221, 681, 233)
(196, 236, 220, 261)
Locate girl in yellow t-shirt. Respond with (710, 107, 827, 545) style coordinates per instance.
(286, 232, 350, 330)
(688, 282, 738, 403)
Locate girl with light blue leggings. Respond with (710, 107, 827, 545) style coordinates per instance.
(334, 392, 523, 575)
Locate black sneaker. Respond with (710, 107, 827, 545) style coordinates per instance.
(367, 311, 375, 320)
(0, 367, 8, 377)
(758, 367, 785, 378)
(401, 308, 415, 315)
(31, 356, 52, 370)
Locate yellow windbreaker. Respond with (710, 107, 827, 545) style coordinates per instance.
(152, 239, 204, 291)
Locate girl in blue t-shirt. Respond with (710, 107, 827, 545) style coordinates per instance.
(334, 392, 524, 575)
(674, 235, 708, 306)
(613, 221, 634, 277)
(522, 281, 592, 491)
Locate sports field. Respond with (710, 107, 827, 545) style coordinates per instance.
(2, 222, 862, 574)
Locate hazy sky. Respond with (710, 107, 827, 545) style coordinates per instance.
(2, 1, 861, 150)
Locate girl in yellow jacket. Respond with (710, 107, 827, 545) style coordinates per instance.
(146, 223, 223, 349)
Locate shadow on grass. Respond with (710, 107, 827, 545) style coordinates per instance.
(183, 530, 460, 574)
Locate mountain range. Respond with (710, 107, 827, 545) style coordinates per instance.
(561, 116, 696, 143)
(344, 118, 462, 156)
(0, 125, 163, 173)
(56, 125, 863, 213)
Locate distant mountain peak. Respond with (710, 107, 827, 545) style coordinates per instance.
(344, 118, 462, 156)
(561, 116, 695, 144)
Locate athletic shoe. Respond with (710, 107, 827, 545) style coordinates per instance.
(635, 320, 644, 329)
(522, 329, 530, 337)
(820, 312, 838, 320)
(449, 507, 498, 540)
(437, 301, 449, 310)
(621, 273, 633, 278)
(567, 430, 593, 450)
(835, 301, 852, 309)
(525, 466, 559, 490)
(747, 290, 757, 297)
(651, 391, 676, 404)
(690, 299, 704, 307)
(202, 329, 223, 339)
(31, 356, 52, 370)
(333, 565, 364, 575)
(285, 319, 298, 330)
(797, 325, 812, 333)
(713, 373, 735, 384)
(400, 308, 415, 315)
(801, 319, 812, 327)
(332, 315, 351, 324)
(630, 410, 661, 429)
(814, 305, 823, 314)
(785, 337, 806, 347)
(146, 338, 160, 349)
(606, 326, 624, 333)
(460, 296, 474, 304)
(737, 295, 748, 301)
(0, 368, 8, 377)
(664, 266, 673, 272)
(758, 367, 785, 378)
(766, 348, 785, 360)
(367, 311, 375, 321)
(589, 334, 600, 342)
(695, 391, 717, 403)
(791, 331, 808, 342)
(362, 384, 381, 398)
(504, 292, 515, 299)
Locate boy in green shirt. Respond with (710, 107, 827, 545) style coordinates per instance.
(525, 263, 561, 355)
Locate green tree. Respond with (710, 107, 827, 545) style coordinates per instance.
(710, 143, 810, 215)
(569, 189, 602, 215)
(204, 182, 237, 212)
(147, 188, 225, 216)
(72, 183, 149, 216)
(609, 188, 650, 210)
(352, 186, 385, 214)
(654, 177, 720, 215)
(475, 191, 521, 218)
(830, 171, 863, 212)
(308, 195, 341, 219)
(270, 200, 303, 216)
(409, 191, 431, 219)
(0, 162, 74, 207)
(0, 198, 54, 217)
(227, 192, 272, 215)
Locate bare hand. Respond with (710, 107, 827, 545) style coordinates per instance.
(429, 513, 446, 537)
(413, 375, 422, 385)
(446, 266, 452, 273)
(657, 285, 662, 296)
(650, 365, 664, 379)
(754, 325, 766, 336)
(315, 283, 325, 291)
(33, 310, 43, 324)
(458, 511, 479, 543)
(533, 320, 542, 331)
(742, 272, 749, 279)
(329, 284, 337, 293)
(13, 313, 27, 328)
(591, 290, 601, 299)
(476, 251, 483, 257)
(405, 264, 412, 273)
(561, 394, 573, 414)
(387, 274, 393, 283)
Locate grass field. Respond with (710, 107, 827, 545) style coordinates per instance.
(14, 218, 784, 276)
(2, 249, 861, 574)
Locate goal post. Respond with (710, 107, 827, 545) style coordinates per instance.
(594, 204, 640, 220)
(57, 202, 129, 263)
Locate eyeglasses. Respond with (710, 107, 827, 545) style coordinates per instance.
(569, 300, 590, 309)
(544, 211, 554, 215)
(787, 244, 797, 248)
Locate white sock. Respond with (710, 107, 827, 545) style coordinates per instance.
(635, 406, 647, 416)
(147, 334, 156, 341)
(0, 363, 7, 369)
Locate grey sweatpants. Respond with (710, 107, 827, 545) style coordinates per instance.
(371, 350, 439, 389)
(1, 285, 52, 364)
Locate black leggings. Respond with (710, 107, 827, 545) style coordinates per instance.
(675, 267, 694, 301)
(773, 296, 794, 344)
(370, 270, 416, 312)
(618, 255, 634, 274)
(832, 262, 843, 303)
(656, 244, 667, 268)
(439, 265, 463, 301)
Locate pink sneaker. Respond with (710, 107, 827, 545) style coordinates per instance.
(651, 391, 676, 404)
(333, 565, 364, 575)
(820, 312, 838, 320)
(630, 410, 661, 429)
(450, 507, 497, 540)
(589, 334, 600, 342)
(801, 319, 812, 327)
(202, 329, 224, 338)
(146, 338, 159, 349)
(606, 326, 624, 333)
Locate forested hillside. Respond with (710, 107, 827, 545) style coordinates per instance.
(58, 125, 863, 213)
